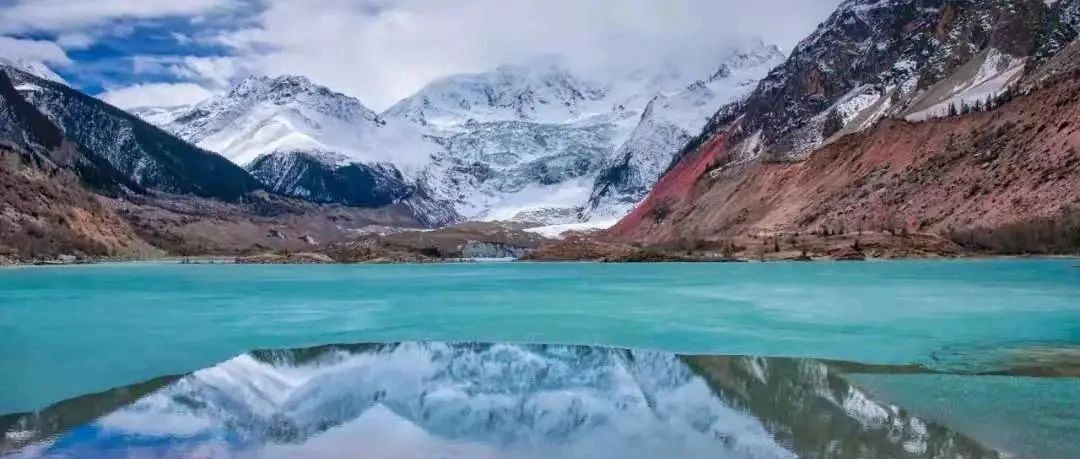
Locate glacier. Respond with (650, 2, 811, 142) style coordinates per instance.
(139, 42, 785, 227)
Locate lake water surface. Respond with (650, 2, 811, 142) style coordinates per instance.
(1, 260, 1078, 458)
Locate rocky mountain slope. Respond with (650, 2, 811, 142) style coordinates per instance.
(0, 144, 158, 263)
(149, 44, 783, 227)
(0, 71, 156, 260)
(584, 47, 784, 220)
(610, 0, 1080, 252)
(4, 65, 262, 201)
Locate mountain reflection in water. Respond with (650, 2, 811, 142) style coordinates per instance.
(0, 343, 1020, 459)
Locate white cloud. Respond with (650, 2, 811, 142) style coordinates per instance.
(0, 36, 72, 65)
(4, 0, 843, 111)
(55, 33, 95, 50)
(175, 56, 243, 87)
(0, 0, 237, 34)
(218, 0, 842, 110)
(98, 82, 213, 109)
(131, 55, 244, 89)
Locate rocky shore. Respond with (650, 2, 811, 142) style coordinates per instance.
(5, 223, 1075, 266)
(523, 231, 968, 262)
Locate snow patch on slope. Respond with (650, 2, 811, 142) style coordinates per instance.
(525, 219, 619, 239)
(905, 49, 1027, 122)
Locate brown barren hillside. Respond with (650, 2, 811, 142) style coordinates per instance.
(0, 147, 159, 262)
(607, 70, 1080, 252)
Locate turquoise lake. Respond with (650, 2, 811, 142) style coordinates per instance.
(1, 259, 1078, 458)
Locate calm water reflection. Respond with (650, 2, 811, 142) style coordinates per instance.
(0, 342, 1038, 458)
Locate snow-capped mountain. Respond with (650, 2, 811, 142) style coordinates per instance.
(127, 104, 191, 127)
(584, 46, 785, 219)
(0, 68, 133, 195)
(612, 0, 1080, 242)
(154, 75, 456, 225)
(166, 75, 432, 168)
(391, 43, 785, 224)
(384, 59, 611, 127)
(689, 0, 1080, 163)
(147, 41, 785, 226)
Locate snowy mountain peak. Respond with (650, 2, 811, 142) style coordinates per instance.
(226, 75, 371, 114)
(165, 73, 394, 166)
(384, 60, 608, 127)
(0, 58, 66, 85)
(150, 73, 454, 224)
(709, 43, 785, 82)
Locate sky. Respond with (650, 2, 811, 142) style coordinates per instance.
(0, 0, 843, 111)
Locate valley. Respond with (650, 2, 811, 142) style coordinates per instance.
(1, 0, 1078, 265)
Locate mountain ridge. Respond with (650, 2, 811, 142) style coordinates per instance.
(3, 65, 261, 201)
(608, 0, 1080, 251)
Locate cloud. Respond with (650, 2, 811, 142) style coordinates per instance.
(211, 0, 842, 110)
(0, 0, 238, 35)
(13, 0, 844, 111)
(98, 82, 213, 109)
(0, 36, 72, 65)
(131, 55, 244, 88)
(55, 33, 95, 50)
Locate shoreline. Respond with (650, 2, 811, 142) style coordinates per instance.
(3, 252, 1078, 268)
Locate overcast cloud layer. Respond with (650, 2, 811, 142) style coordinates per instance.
(0, 0, 843, 110)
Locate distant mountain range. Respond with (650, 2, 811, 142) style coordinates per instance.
(132, 43, 783, 227)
